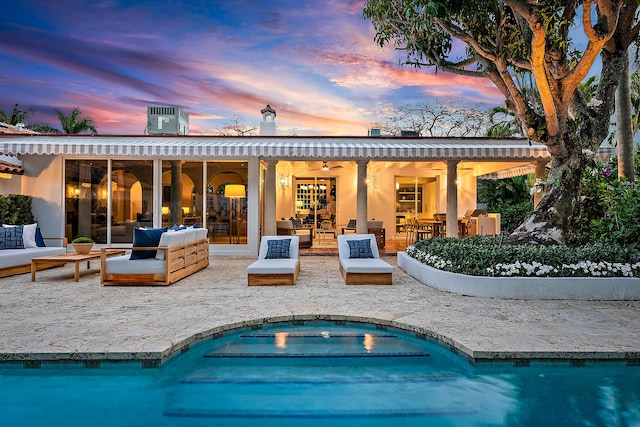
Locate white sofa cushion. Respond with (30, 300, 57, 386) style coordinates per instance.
(0, 247, 67, 270)
(104, 254, 166, 275)
(183, 228, 198, 243)
(155, 230, 186, 260)
(246, 258, 299, 275)
(195, 227, 208, 241)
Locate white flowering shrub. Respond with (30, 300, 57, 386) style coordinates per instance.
(407, 236, 640, 278)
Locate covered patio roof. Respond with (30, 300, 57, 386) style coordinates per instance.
(0, 135, 556, 161)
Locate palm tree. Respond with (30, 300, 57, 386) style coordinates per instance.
(55, 107, 97, 134)
(0, 104, 35, 125)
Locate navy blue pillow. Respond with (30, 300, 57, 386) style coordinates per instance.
(35, 227, 46, 247)
(265, 238, 291, 259)
(0, 226, 24, 249)
(130, 227, 168, 260)
(347, 239, 373, 259)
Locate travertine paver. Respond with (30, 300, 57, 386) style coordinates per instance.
(0, 256, 638, 364)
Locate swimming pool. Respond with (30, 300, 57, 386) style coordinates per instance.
(1, 320, 638, 426)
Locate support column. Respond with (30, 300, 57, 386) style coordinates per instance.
(533, 161, 547, 208)
(356, 160, 369, 234)
(263, 159, 277, 236)
(446, 160, 459, 238)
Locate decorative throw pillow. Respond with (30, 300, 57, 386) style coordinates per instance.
(347, 239, 374, 259)
(21, 223, 38, 248)
(35, 227, 46, 247)
(265, 238, 291, 259)
(130, 227, 168, 260)
(0, 225, 24, 249)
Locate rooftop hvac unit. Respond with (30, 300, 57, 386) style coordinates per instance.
(146, 106, 189, 135)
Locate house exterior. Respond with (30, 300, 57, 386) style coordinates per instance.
(0, 130, 564, 255)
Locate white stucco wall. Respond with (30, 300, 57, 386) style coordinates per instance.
(20, 154, 65, 238)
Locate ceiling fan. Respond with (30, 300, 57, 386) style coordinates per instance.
(312, 161, 343, 171)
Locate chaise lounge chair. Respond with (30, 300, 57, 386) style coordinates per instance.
(337, 234, 393, 285)
(246, 235, 300, 286)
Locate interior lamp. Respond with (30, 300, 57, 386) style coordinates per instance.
(0, 173, 13, 179)
(279, 174, 288, 190)
(224, 184, 246, 199)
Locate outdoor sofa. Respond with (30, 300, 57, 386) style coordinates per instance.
(0, 224, 67, 278)
(100, 226, 209, 286)
(337, 233, 393, 285)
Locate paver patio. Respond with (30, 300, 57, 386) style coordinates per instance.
(0, 256, 638, 366)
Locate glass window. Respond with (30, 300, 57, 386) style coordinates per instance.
(205, 161, 248, 244)
(64, 160, 108, 242)
(161, 161, 204, 228)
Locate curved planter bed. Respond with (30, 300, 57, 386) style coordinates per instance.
(397, 251, 640, 300)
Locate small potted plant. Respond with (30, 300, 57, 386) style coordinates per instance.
(71, 236, 95, 254)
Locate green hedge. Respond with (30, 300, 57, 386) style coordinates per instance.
(0, 194, 36, 224)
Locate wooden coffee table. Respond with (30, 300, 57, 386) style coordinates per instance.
(31, 250, 125, 282)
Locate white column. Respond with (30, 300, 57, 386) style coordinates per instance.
(446, 160, 459, 238)
(356, 160, 369, 234)
(263, 159, 277, 236)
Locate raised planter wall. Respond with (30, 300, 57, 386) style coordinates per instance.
(397, 251, 640, 300)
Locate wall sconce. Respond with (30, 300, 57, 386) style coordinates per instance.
(74, 187, 80, 198)
(279, 174, 289, 190)
(161, 206, 170, 216)
(0, 172, 13, 179)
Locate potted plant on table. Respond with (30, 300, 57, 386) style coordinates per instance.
(71, 236, 95, 254)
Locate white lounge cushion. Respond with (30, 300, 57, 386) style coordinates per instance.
(337, 234, 381, 260)
(257, 235, 299, 260)
(246, 258, 299, 275)
(183, 228, 198, 243)
(340, 258, 394, 274)
(104, 254, 166, 275)
(155, 231, 186, 260)
(195, 227, 208, 241)
(0, 247, 67, 270)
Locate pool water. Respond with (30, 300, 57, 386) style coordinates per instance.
(1, 321, 638, 426)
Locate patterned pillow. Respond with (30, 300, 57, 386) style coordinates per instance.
(347, 239, 373, 259)
(0, 226, 24, 249)
(265, 238, 291, 259)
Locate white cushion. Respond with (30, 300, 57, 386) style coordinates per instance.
(337, 234, 380, 260)
(104, 255, 166, 275)
(0, 247, 67, 269)
(195, 227, 208, 241)
(246, 258, 299, 274)
(155, 231, 186, 260)
(183, 228, 198, 243)
(257, 236, 299, 260)
(340, 258, 393, 274)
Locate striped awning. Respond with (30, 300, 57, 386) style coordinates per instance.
(477, 164, 537, 180)
(0, 135, 553, 161)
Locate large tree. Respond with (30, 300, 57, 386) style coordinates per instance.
(373, 99, 491, 136)
(364, 0, 640, 244)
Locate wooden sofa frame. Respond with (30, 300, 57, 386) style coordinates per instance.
(100, 238, 209, 286)
(248, 260, 300, 286)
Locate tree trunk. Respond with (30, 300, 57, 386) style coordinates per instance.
(616, 55, 636, 181)
(507, 151, 585, 245)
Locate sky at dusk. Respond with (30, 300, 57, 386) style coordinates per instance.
(1, 0, 505, 136)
